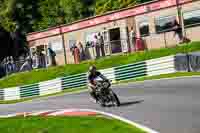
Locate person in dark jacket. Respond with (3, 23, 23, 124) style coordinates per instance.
(48, 48, 56, 66)
(87, 65, 108, 102)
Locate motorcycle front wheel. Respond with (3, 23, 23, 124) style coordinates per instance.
(110, 91, 120, 106)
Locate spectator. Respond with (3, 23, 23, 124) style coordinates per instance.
(74, 45, 80, 64)
(19, 56, 33, 72)
(48, 48, 56, 66)
(6, 56, 15, 75)
(129, 27, 136, 51)
(70, 43, 76, 56)
(97, 32, 105, 56)
(37, 50, 46, 68)
(77, 42, 86, 61)
(94, 35, 100, 58)
(32, 51, 38, 68)
(173, 19, 183, 43)
(10, 57, 16, 73)
(173, 19, 191, 43)
(70, 43, 80, 64)
(0, 64, 6, 78)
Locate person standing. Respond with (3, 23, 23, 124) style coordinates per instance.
(19, 56, 33, 72)
(48, 48, 56, 66)
(78, 42, 85, 61)
(74, 45, 80, 64)
(6, 57, 12, 75)
(173, 19, 183, 43)
(94, 35, 100, 58)
(70, 44, 80, 64)
(32, 51, 37, 68)
(37, 50, 46, 68)
(97, 32, 105, 57)
(129, 27, 136, 51)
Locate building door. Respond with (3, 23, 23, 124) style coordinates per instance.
(109, 28, 122, 54)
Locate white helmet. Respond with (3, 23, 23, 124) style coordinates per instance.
(89, 65, 96, 72)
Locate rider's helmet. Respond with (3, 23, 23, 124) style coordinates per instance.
(89, 65, 96, 73)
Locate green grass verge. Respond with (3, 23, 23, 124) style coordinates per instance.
(0, 41, 200, 88)
(0, 116, 146, 133)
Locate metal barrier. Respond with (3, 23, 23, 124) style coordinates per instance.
(114, 61, 147, 81)
(20, 84, 40, 98)
(0, 89, 4, 100)
(0, 55, 176, 101)
(146, 56, 176, 76)
(61, 73, 87, 89)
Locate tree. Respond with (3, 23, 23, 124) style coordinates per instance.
(95, 0, 152, 15)
(59, 0, 91, 23)
(32, 0, 65, 31)
(0, 0, 40, 58)
(0, 26, 14, 61)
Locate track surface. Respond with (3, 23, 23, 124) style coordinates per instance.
(0, 77, 199, 133)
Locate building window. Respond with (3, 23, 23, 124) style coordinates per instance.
(139, 20, 149, 37)
(155, 15, 176, 33)
(184, 9, 200, 27)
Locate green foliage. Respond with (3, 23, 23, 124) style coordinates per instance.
(0, 0, 39, 32)
(95, 0, 140, 15)
(0, 0, 16, 31)
(0, 116, 146, 133)
(0, 0, 152, 33)
(32, 0, 64, 31)
(33, 0, 95, 31)
(0, 41, 200, 88)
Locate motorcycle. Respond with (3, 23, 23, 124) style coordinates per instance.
(93, 77, 120, 107)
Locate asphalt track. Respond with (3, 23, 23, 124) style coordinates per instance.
(0, 77, 199, 133)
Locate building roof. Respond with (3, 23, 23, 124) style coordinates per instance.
(27, 0, 192, 42)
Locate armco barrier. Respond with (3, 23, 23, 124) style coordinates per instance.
(146, 56, 176, 76)
(0, 55, 176, 101)
(61, 73, 87, 89)
(0, 89, 4, 100)
(20, 84, 40, 98)
(114, 61, 147, 80)
(4, 87, 20, 101)
(39, 78, 62, 96)
(100, 68, 116, 83)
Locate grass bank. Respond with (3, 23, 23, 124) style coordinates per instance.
(0, 116, 146, 133)
(0, 41, 200, 88)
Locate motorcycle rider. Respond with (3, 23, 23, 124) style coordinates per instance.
(87, 65, 108, 102)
